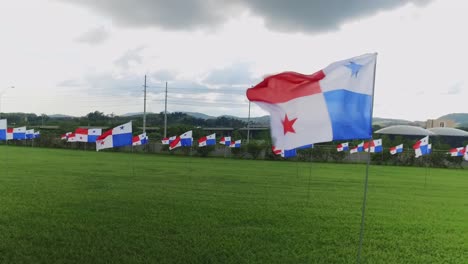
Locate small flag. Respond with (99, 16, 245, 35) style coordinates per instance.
(365, 139, 382, 153)
(13, 127, 26, 140)
(88, 128, 102, 143)
(464, 145, 468, 161)
(229, 140, 241, 148)
(75, 128, 89, 143)
(67, 133, 77, 142)
(198, 133, 216, 147)
(448, 147, 466, 157)
(25, 129, 35, 139)
(219, 136, 231, 146)
(389, 144, 403, 155)
(350, 142, 364, 154)
(132, 133, 148, 146)
(169, 130, 193, 150)
(162, 136, 176, 145)
(34, 131, 40, 138)
(337, 142, 349, 152)
(96, 122, 133, 151)
(413, 136, 429, 158)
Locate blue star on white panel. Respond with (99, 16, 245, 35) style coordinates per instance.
(345, 61, 363, 77)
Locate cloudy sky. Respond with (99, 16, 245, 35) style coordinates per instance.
(0, 0, 466, 121)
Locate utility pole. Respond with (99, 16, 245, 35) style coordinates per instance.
(164, 81, 168, 138)
(143, 75, 147, 133)
(247, 101, 251, 144)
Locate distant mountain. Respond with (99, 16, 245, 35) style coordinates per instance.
(437, 113, 468, 127)
(373, 117, 424, 127)
(183, 112, 216, 120)
(49, 114, 75, 118)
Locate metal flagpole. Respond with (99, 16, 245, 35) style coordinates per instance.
(357, 53, 378, 263)
(164, 82, 168, 138)
(143, 75, 147, 134)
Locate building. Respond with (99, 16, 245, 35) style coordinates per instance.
(425, 119, 456, 128)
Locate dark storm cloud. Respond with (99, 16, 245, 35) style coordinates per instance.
(62, 0, 431, 33)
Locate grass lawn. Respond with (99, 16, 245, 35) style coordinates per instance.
(0, 146, 466, 263)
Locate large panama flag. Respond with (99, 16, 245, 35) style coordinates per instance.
(96, 122, 132, 151)
(247, 53, 377, 150)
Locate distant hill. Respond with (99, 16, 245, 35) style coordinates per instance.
(49, 114, 75, 118)
(183, 112, 216, 120)
(373, 117, 425, 127)
(437, 113, 468, 127)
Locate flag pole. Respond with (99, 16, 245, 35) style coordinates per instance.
(357, 53, 378, 263)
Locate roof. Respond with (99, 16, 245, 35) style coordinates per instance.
(428, 127, 468, 137)
(374, 125, 435, 136)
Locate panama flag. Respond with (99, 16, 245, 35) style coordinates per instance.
(464, 145, 468, 161)
(61, 132, 72, 140)
(13, 127, 26, 140)
(389, 144, 403, 155)
(413, 136, 429, 158)
(365, 139, 382, 153)
(96, 121, 133, 151)
(169, 130, 193, 150)
(75, 128, 89, 142)
(219, 136, 231, 146)
(67, 133, 77, 142)
(25, 129, 35, 139)
(162, 136, 176, 145)
(350, 142, 365, 154)
(6, 128, 13, 140)
(198, 133, 216, 147)
(230, 140, 241, 148)
(132, 133, 148, 146)
(449, 147, 465, 157)
(247, 53, 377, 151)
(34, 131, 40, 139)
(337, 142, 349, 152)
(88, 128, 102, 143)
(0, 119, 6, 140)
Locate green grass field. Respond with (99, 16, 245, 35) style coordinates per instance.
(0, 146, 466, 263)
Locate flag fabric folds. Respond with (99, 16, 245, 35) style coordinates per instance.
(25, 129, 35, 139)
(247, 53, 377, 150)
(169, 130, 193, 150)
(198, 133, 216, 147)
(337, 142, 349, 152)
(0, 119, 6, 140)
(132, 133, 148, 146)
(449, 147, 466, 157)
(230, 140, 241, 148)
(413, 136, 430, 158)
(219, 136, 231, 146)
(96, 122, 133, 151)
(13, 127, 26, 140)
(389, 144, 403, 155)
